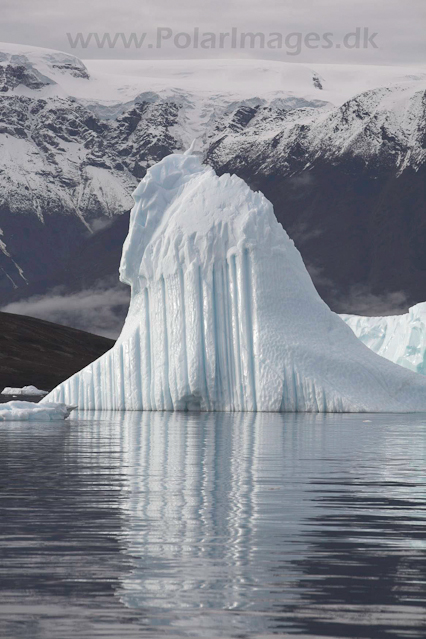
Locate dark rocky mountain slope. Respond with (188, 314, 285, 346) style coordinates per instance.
(0, 312, 114, 391)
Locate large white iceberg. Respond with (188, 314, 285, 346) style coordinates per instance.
(43, 152, 426, 412)
(342, 303, 426, 375)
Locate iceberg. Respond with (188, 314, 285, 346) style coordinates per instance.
(341, 303, 426, 375)
(0, 401, 75, 422)
(43, 151, 426, 412)
(2, 385, 48, 396)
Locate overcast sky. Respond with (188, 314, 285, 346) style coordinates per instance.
(1, 0, 425, 65)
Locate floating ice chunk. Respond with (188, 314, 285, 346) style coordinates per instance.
(341, 302, 426, 375)
(0, 401, 75, 421)
(43, 152, 426, 412)
(2, 385, 48, 396)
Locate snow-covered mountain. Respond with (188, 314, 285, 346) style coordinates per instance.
(1, 43, 425, 329)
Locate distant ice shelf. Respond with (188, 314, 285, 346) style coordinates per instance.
(43, 152, 426, 412)
(342, 303, 426, 375)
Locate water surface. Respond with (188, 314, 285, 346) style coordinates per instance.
(1, 411, 426, 638)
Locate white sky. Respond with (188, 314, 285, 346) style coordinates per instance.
(0, 0, 425, 65)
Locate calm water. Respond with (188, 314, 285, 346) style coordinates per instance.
(1, 412, 426, 639)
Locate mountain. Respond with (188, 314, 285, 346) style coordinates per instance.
(1, 43, 425, 333)
(205, 81, 426, 310)
(0, 311, 114, 391)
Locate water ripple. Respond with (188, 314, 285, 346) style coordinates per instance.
(0, 412, 426, 637)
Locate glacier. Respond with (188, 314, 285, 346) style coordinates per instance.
(342, 303, 426, 375)
(43, 151, 426, 412)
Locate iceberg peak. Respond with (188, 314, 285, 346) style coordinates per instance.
(119, 152, 287, 289)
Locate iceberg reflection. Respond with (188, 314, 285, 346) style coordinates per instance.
(76, 411, 333, 625)
(74, 410, 426, 637)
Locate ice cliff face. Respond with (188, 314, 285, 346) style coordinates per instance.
(342, 303, 426, 375)
(44, 152, 426, 412)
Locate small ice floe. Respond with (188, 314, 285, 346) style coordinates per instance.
(362, 420, 372, 423)
(0, 401, 75, 422)
(1, 386, 48, 397)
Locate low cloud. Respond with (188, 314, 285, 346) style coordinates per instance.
(1, 283, 130, 339)
(291, 222, 323, 246)
(288, 172, 316, 189)
(305, 263, 337, 292)
(304, 265, 409, 317)
(333, 285, 408, 317)
(89, 217, 117, 234)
